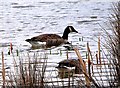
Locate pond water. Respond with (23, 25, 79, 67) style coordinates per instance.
(0, 0, 118, 87)
(0, 0, 116, 50)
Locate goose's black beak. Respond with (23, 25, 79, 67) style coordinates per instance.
(72, 29, 78, 33)
(72, 27, 78, 33)
(74, 30, 78, 33)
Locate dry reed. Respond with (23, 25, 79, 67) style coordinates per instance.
(101, 1, 120, 87)
(2, 52, 5, 87)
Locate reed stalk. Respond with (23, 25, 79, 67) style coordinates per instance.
(84, 61, 90, 88)
(74, 48, 100, 88)
(98, 37, 101, 65)
(4, 52, 49, 87)
(112, 2, 120, 85)
(10, 43, 13, 53)
(98, 1, 120, 87)
(96, 53, 99, 64)
(74, 48, 90, 87)
(2, 51, 5, 87)
(86, 42, 93, 61)
(66, 49, 69, 59)
(87, 42, 91, 76)
(101, 1, 120, 87)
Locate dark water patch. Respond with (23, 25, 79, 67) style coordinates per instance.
(67, 1, 79, 4)
(24, 34, 30, 36)
(0, 16, 3, 19)
(11, 3, 18, 5)
(60, 7, 68, 9)
(23, 45, 29, 47)
(0, 30, 5, 32)
(74, 9, 79, 12)
(2, 36, 15, 39)
(38, 2, 54, 4)
(0, 43, 10, 47)
(30, 28, 38, 31)
(23, 22, 30, 24)
(5, 67, 10, 69)
(93, 8, 101, 10)
(6, 21, 11, 24)
(100, 16, 109, 19)
(90, 16, 98, 19)
(19, 20, 24, 23)
(55, 10, 60, 12)
(17, 29, 22, 32)
(34, 15, 42, 18)
(77, 19, 100, 24)
(50, 22, 58, 25)
(41, 27, 45, 30)
(71, 34, 81, 37)
(34, 31, 42, 34)
(12, 5, 35, 8)
(59, 16, 67, 19)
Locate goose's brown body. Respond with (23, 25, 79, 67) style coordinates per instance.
(25, 26, 78, 48)
(56, 59, 82, 74)
(30, 34, 63, 42)
(26, 34, 67, 48)
(57, 59, 81, 67)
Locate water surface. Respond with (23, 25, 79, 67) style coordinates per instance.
(0, 0, 118, 86)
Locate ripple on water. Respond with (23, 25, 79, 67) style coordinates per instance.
(77, 19, 100, 24)
(0, 43, 10, 47)
(0, 30, 5, 32)
(11, 3, 18, 5)
(12, 5, 35, 8)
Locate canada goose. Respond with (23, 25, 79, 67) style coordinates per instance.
(56, 59, 82, 74)
(25, 26, 78, 48)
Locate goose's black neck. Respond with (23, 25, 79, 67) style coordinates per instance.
(62, 28, 70, 40)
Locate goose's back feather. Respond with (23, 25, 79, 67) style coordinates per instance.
(58, 59, 80, 67)
(30, 34, 62, 42)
